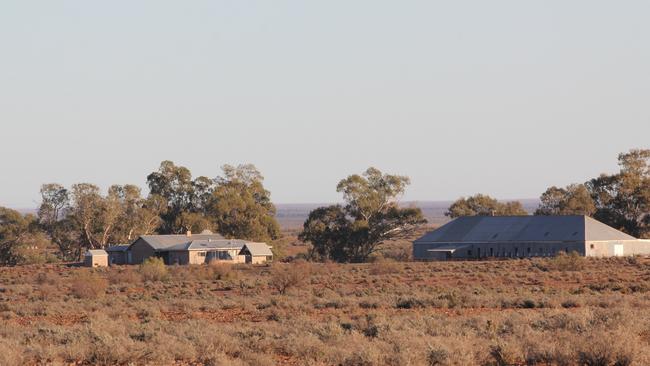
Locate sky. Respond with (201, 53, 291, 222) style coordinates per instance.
(1, 1, 649, 208)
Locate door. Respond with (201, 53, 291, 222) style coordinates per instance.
(614, 244, 624, 257)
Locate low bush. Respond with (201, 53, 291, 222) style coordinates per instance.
(139, 257, 168, 282)
(268, 264, 308, 295)
(209, 262, 237, 280)
(70, 271, 108, 299)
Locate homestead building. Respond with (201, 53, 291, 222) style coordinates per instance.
(413, 215, 650, 261)
(124, 230, 273, 265)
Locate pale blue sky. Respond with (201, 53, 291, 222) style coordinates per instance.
(1, 1, 649, 208)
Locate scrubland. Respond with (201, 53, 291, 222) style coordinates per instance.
(1, 255, 650, 365)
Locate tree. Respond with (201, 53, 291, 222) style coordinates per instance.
(208, 164, 280, 242)
(535, 184, 596, 216)
(586, 149, 650, 238)
(38, 182, 165, 260)
(445, 194, 527, 218)
(147, 161, 214, 234)
(0, 207, 52, 265)
(38, 184, 80, 260)
(299, 168, 426, 263)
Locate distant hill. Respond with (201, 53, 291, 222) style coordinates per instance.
(275, 199, 540, 230)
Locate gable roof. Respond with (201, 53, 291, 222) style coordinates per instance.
(106, 245, 129, 252)
(85, 249, 108, 256)
(134, 233, 225, 250)
(240, 242, 273, 256)
(165, 239, 248, 251)
(414, 215, 636, 244)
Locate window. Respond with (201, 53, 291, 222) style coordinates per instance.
(527, 248, 531, 257)
(198, 251, 206, 257)
(490, 248, 494, 257)
(467, 250, 472, 257)
(515, 248, 519, 256)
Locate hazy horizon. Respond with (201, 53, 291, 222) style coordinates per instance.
(2, 1, 649, 208)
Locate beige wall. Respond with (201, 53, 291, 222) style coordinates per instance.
(85, 255, 108, 267)
(249, 255, 270, 264)
(129, 239, 155, 264)
(587, 240, 650, 257)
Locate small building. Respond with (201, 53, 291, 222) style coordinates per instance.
(84, 249, 109, 267)
(106, 245, 129, 265)
(239, 242, 274, 264)
(414, 215, 650, 261)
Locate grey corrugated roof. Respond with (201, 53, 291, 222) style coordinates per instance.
(86, 249, 108, 256)
(414, 215, 636, 244)
(135, 233, 225, 250)
(241, 242, 273, 256)
(187, 240, 246, 250)
(106, 245, 129, 252)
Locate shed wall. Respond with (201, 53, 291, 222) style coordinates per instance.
(129, 239, 155, 264)
(587, 240, 650, 257)
(84, 255, 108, 267)
(414, 241, 585, 261)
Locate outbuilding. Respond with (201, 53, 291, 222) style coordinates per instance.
(84, 249, 109, 267)
(106, 245, 130, 265)
(414, 215, 650, 261)
(239, 242, 274, 264)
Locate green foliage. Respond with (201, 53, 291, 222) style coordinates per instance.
(139, 257, 168, 282)
(587, 149, 650, 238)
(300, 168, 426, 263)
(535, 184, 596, 216)
(146, 161, 214, 234)
(208, 164, 280, 242)
(38, 182, 163, 260)
(0, 207, 53, 265)
(539, 149, 650, 238)
(445, 194, 527, 218)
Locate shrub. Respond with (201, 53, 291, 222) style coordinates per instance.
(139, 257, 168, 282)
(107, 268, 141, 285)
(427, 348, 449, 366)
(209, 262, 236, 280)
(268, 264, 308, 295)
(369, 258, 400, 275)
(550, 251, 585, 271)
(70, 271, 108, 299)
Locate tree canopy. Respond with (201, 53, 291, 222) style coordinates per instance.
(146, 161, 214, 234)
(299, 168, 426, 263)
(445, 194, 527, 218)
(0, 207, 52, 265)
(208, 164, 280, 242)
(536, 149, 650, 238)
(535, 184, 596, 216)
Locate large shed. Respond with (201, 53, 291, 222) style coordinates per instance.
(413, 215, 650, 261)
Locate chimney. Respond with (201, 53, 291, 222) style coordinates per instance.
(186, 230, 192, 237)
